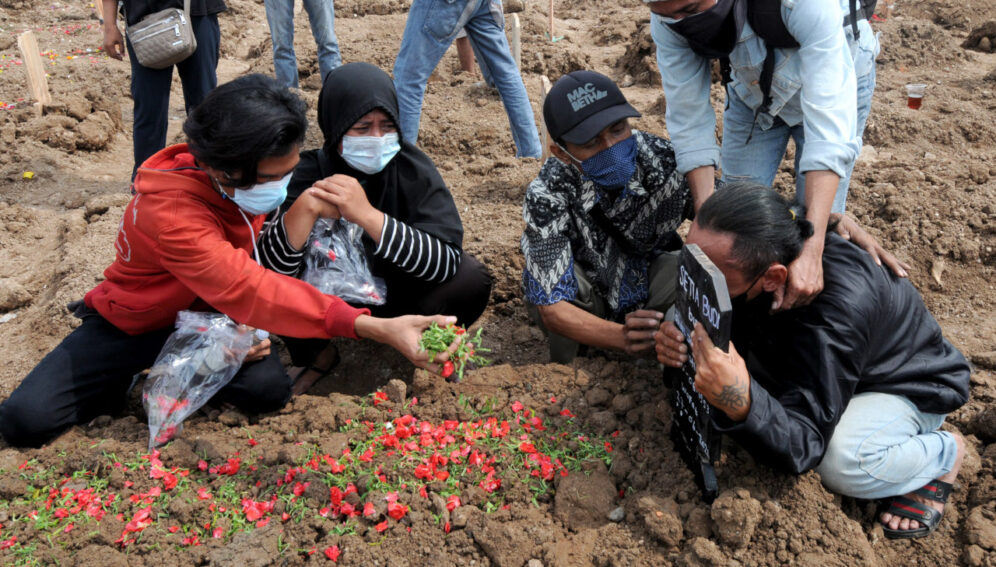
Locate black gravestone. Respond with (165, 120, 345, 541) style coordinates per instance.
(668, 243, 732, 503)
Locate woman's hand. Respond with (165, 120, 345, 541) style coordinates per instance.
(354, 314, 462, 376)
(654, 321, 688, 367)
(831, 213, 910, 278)
(310, 175, 384, 242)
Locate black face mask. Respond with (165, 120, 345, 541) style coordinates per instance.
(666, 0, 745, 59)
(728, 270, 766, 314)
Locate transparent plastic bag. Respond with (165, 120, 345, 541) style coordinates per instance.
(300, 218, 387, 305)
(142, 311, 255, 449)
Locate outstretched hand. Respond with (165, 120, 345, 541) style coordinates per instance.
(355, 314, 462, 377)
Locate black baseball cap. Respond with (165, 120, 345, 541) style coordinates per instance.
(543, 70, 641, 145)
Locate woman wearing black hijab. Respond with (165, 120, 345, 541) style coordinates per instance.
(259, 62, 492, 393)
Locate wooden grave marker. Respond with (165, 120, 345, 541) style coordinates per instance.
(540, 75, 552, 161)
(17, 31, 52, 112)
(548, 0, 554, 40)
(669, 243, 732, 503)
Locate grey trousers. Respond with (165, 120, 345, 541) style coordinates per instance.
(528, 252, 679, 364)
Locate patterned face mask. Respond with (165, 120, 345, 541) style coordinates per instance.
(563, 135, 638, 189)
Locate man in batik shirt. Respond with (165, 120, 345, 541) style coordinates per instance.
(521, 71, 701, 363)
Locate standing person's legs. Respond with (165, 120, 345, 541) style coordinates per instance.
(127, 39, 175, 178)
(264, 0, 300, 89)
(815, 392, 960, 499)
(393, 0, 475, 144)
(0, 314, 173, 447)
(303, 0, 342, 83)
(463, 0, 541, 158)
(720, 88, 791, 191)
(176, 15, 220, 113)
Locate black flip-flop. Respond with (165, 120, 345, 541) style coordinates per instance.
(880, 479, 953, 540)
(291, 347, 341, 396)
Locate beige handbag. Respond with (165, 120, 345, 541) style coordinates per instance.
(126, 0, 197, 69)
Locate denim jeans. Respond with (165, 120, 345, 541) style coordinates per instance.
(127, 14, 219, 179)
(814, 392, 958, 500)
(720, 62, 877, 213)
(393, 0, 541, 158)
(264, 0, 341, 89)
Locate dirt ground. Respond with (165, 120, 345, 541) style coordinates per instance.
(0, 0, 995, 565)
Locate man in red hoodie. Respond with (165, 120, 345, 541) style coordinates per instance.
(0, 75, 459, 448)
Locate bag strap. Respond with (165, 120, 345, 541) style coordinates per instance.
(183, 0, 190, 16)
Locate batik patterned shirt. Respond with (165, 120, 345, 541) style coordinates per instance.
(520, 130, 691, 319)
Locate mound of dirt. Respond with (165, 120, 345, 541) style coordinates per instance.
(963, 21, 996, 53)
(1, 0, 995, 565)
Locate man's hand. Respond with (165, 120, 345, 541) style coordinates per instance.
(354, 314, 461, 377)
(622, 309, 664, 355)
(774, 238, 824, 311)
(245, 338, 271, 363)
(102, 24, 125, 60)
(654, 320, 688, 367)
(832, 213, 909, 278)
(689, 323, 751, 422)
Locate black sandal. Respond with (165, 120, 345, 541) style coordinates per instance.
(880, 479, 953, 539)
(290, 346, 341, 396)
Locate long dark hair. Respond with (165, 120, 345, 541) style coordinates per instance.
(696, 182, 815, 277)
(183, 74, 307, 186)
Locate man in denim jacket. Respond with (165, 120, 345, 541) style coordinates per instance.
(646, 0, 881, 311)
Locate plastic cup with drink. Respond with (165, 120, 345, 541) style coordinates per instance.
(905, 83, 926, 110)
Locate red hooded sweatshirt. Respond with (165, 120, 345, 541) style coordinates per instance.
(85, 144, 368, 337)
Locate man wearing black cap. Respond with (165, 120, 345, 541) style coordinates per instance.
(521, 70, 700, 363)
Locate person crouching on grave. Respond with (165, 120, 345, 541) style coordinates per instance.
(654, 182, 971, 540)
(256, 62, 492, 394)
(521, 70, 701, 364)
(0, 74, 462, 448)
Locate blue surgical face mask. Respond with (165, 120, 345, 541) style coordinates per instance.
(340, 132, 401, 175)
(226, 172, 292, 215)
(561, 135, 638, 189)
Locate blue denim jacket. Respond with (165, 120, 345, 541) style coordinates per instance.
(651, 0, 880, 178)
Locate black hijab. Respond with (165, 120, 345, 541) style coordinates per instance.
(287, 62, 464, 258)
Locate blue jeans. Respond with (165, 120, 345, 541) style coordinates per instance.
(127, 14, 219, 179)
(815, 392, 958, 499)
(264, 0, 341, 89)
(393, 0, 541, 158)
(720, 63, 876, 213)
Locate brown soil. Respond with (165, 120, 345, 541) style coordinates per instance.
(1, 0, 995, 565)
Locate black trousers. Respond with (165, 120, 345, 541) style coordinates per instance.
(283, 253, 493, 367)
(127, 14, 220, 179)
(0, 307, 290, 448)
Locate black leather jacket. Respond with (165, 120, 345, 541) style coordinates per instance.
(714, 234, 971, 474)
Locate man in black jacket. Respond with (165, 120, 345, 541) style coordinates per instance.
(655, 183, 971, 540)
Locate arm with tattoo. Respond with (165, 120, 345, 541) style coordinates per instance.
(689, 323, 753, 422)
